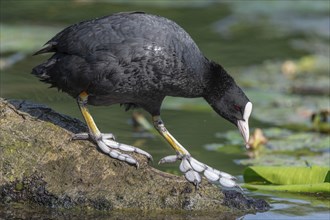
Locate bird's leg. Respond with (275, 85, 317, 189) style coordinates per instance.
(73, 91, 152, 167)
(153, 116, 238, 188)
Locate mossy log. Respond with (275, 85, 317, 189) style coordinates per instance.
(0, 98, 269, 218)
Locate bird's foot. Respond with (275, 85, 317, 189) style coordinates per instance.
(159, 155, 238, 188)
(72, 132, 152, 167)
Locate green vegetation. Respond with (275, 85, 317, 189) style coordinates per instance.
(243, 166, 330, 194)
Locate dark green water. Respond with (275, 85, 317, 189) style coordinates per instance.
(1, 1, 329, 219)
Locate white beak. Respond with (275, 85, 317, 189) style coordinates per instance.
(237, 102, 252, 149)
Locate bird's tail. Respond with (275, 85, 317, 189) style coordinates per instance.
(31, 55, 58, 87)
(33, 43, 56, 56)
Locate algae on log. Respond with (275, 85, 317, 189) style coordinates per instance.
(0, 98, 269, 216)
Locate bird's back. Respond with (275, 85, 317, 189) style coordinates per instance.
(48, 12, 199, 58)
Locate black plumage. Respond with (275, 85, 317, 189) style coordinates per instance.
(32, 12, 252, 187)
(32, 12, 246, 120)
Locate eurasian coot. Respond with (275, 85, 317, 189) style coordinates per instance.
(32, 12, 252, 188)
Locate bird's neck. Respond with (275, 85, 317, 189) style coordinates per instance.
(203, 61, 235, 103)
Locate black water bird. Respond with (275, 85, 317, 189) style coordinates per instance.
(32, 12, 252, 188)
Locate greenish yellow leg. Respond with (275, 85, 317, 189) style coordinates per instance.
(78, 91, 101, 137)
(74, 91, 152, 167)
(152, 115, 238, 188)
(152, 116, 190, 156)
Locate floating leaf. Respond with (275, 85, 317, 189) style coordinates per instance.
(244, 183, 330, 194)
(244, 166, 329, 184)
(215, 127, 330, 167)
(243, 166, 330, 193)
(267, 132, 330, 152)
(237, 153, 330, 167)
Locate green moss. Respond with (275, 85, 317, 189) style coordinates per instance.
(14, 182, 24, 191)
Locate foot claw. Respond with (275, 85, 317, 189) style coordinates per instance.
(76, 132, 151, 167)
(101, 139, 153, 161)
(109, 149, 139, 167)
(160, 155, 238, 188)
(102, 133, 116, 140)
(134, 148, 153, 161)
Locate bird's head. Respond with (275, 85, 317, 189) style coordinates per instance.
(204, 64, 252, 148)
(215, 86, 252, 148)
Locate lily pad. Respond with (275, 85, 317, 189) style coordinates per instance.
(244, 183, 330, 194)
(236, 54, 330, 127)
(246, 89, 329, 126)
(237, 152, 330, 167)
(244, 166, 329, 184)
(215, 128, 329, 151)
(267, 132, 330, 152)
(204, 143, 243, 154)
(210, 128, 330, 166)
(243, 166, 330, 194)
(215, 130, 243, 145)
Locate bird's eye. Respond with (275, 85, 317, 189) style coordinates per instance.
(233, 104, 241, 112)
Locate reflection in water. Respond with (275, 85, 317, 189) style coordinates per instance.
(243, 191, 330, 220)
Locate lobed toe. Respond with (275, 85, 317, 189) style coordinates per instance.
(219, 177, 237, 188)
(185, 170, 201, 186)
(189, 157, 206, 172)
(179, 158, 192, 172)
(97, 140, 111, 154)
(158, 155, 178, 164)
(204, 168, 220, 182)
